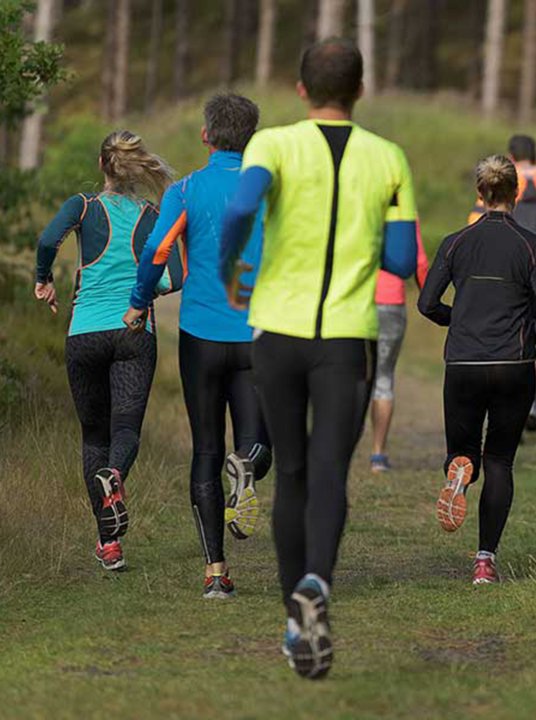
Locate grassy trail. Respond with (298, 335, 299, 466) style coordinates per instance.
(2, 293, 536, 719)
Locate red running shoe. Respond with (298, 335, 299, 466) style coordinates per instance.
(203, 571, 236, 599)
(473, 557, 499, 585)
(95, 539, 125, 571)
(95, 468, 129, 538)
(436, 456, 473, 532)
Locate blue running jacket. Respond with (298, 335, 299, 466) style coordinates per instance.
(130, 151, 264, 342)
(36, 192, 182, 336)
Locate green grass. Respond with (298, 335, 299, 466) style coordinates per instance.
(3, 283, 536, 719)
(5, 93, 536, 717)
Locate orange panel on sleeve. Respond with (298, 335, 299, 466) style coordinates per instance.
(153, 211, 187, 264)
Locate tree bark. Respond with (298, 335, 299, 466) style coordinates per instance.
(317, 0, 346, 39)
(101, 0, 116, 120)
(112, 0, 131, 121)
(385, 0, 408, 88)
(175, 0, 190, 99)
(357, 0, 375, 96)
(302, 0, 319, 48)
(520, 0, 536, 121)
(221, 0, 241, 86)
(145, 0, 163, 112)
(19, 0, 56, 170)
(482, 0, 507, 117)
(256, 0, 277, 86)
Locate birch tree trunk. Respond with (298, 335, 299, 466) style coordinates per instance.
(482, 0, 507, 117)
(19, 0, 56, 170)
(145, 0, 163, 113)
(256, 0, 277, 86)
(317, 0, 346, 39)
(357, 0, 375, 96)
(175, 0, 190, 99)
(112, 0, 131, 121)
(520, 0, 536, 121)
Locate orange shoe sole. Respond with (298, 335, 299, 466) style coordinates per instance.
(436, 456, 473, 533)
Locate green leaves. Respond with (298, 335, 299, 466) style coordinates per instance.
(0, 0, 66, 127)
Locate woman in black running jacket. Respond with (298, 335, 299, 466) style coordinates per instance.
(419, 154, 536, 585)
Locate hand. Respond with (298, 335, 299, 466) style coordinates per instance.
(225, 260, 254, 311)
(34, 282, 58, 315)
(123, 306, 148, 332)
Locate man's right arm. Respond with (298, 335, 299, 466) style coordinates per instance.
(130, 183, 187, 310)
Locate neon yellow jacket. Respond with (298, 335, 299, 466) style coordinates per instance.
(241, 119, 418, 340)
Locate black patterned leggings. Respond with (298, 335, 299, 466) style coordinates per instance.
(65, 329, 157, 540)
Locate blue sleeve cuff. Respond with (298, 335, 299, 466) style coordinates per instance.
(381, 220, 418, 279)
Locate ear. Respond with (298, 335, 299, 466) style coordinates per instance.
(201, 126, 209, 146)
(296, 81, 308, 103)
(98, 155, 103, 172)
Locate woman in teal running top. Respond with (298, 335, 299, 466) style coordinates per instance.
(35, 130, 182, 571)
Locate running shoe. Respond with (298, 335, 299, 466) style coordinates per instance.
(473, 557, 499, 585)
(436, 456, 473, 533)
(224, 453, 259, 540)
(283, 578, 333, 680)
(203, 571, 237, 599)
(95, 468, 129, 538)
(371, 454, 391, 473)
(95, 539, 125, 571)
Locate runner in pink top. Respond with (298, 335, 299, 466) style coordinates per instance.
(370, 222, 429, 472)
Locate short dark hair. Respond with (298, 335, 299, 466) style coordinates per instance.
(508, 134, 536, 163)
(203, 93, 260, 153)
(300, 38, 363, 111)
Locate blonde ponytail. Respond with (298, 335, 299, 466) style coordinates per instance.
(100, 130, 175, 202)
(476, 154, 518, 209)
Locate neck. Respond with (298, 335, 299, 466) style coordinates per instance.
(308, 106, 352, 121)
(486, 204, 512, 213)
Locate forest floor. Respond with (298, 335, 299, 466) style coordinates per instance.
(2, 290, 536, 720)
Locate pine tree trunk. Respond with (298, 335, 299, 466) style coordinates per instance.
(221, 0, 241, 86)
(19, 0, 56, 170)
(482, 0, 507, 117)
(175, 0, 190, 99)
(112, 0, 131, 121)
(302, 0, 319, 48)
(317, 0, 346, 39)
(520, 0, 536, 121)
(357, 0, 375, 96)
(102, 0, 116, 120)
(256, 0, 277, 86)
(385, 0, 408, 88)
(145, 0, 163, 113)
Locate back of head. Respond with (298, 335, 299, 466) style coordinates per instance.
(300, 38, 363, 111)
(508, 134, 536, 163)
(204, 93, 260, 154)
(476, 154, 518, 209)
(100, 130, 174, 202)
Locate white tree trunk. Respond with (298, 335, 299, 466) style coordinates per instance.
(317, 0, 347, 39)
(256, 0, 277, 86)
(19, 0, 56, 170)
(357, 0, 375, 96)
(482, 0, 507, 116)
(112, 0, 131, 121)
(520, 0, 536, 121)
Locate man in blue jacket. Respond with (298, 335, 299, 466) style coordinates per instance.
(124, 93, 272, 598)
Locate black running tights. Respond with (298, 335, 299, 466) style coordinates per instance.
(444, 363, 534, 553)
(253, 332, 376, 604)
(179, 330, 272, 565)
(65, 329, 157, 540)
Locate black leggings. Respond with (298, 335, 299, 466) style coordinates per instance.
(65, 329, 157, 541)
(253, 331, 376, 604)
(179, 330, 272, 565)
(444, 363, 535, 553)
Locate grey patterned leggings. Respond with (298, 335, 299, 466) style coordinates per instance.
(372, 304, 407, 402)
(65, 329, 157, 531)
